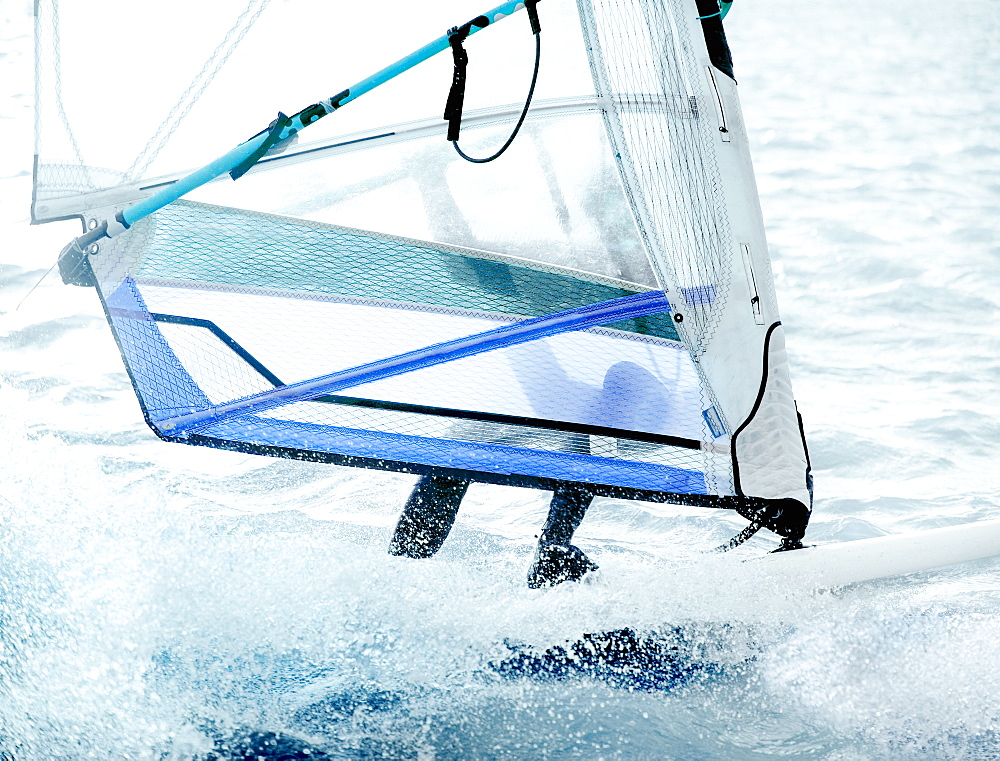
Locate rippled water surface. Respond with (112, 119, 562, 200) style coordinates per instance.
(2, 0, 999, 758)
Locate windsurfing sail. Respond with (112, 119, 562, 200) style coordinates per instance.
(32, 0, 812, 541)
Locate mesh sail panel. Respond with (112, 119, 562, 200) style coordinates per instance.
(578, 0, 732, 358)
(90, 202, 718, 494)
(141, 202, 673, 337)
(574, 0, 813, 503)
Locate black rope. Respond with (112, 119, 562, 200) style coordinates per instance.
(446, 0, 542, 164)
(713, 510, 768, 553)
(714, 504, 809, 554)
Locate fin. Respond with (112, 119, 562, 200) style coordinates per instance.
(527, 543, 598, 589)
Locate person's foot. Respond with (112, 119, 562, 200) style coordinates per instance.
(527, 543, 598, 589)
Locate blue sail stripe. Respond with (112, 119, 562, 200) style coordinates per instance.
(194, 415, 707, 495)
(158, 290, 672, 435)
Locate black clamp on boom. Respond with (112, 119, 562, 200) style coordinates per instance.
(230, 111, 295, 180)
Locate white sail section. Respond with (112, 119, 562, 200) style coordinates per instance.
(578, 0, 810, 506)
(32, 0, 811, 524)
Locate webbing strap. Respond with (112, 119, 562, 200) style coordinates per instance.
(446, 0, 541, 163)
(444, 28, 470, 141)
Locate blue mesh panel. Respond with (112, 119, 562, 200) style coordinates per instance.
(104, 277, 210, 423)
(92, 203, 714, 496)
(195, 415, 707, 494)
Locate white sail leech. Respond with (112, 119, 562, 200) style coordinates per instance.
(578, 0, 808, 506)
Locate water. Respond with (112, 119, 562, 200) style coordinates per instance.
(2, 0, 1000, 758)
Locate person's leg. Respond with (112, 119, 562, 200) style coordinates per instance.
(388, 475, 470, 558)
(528, 483, 598, 588)
(538, 483, 593, 546)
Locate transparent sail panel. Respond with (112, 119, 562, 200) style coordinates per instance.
(33, 0, 597, 212)
(88, 202, 717, 494)
(192, 114, 656, 286)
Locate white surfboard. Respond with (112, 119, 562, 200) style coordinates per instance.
(750, 518, 1000, 590)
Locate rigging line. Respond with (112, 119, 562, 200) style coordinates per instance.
(50, 0, 93, 190)
(14, 263, 58, 312)
(124, 0, 272, 182)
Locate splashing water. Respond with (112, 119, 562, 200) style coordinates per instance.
(2, 0, 1000, 758)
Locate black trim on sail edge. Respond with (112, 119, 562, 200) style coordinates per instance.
(730, 321, 781, 495)
(321, 395, 701, 450)
(729, 321, 811, 541)
(150, 312, 703, 451)
(696, 0, 735, 80)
